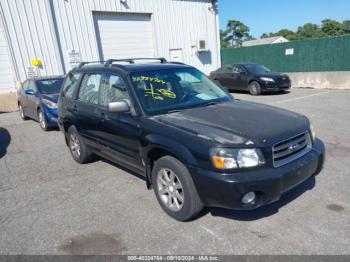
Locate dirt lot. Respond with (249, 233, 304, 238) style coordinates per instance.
(0, 88, 349, 255)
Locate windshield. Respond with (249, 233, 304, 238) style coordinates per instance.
(244, 64, 271, 74)
(130, 68, 232, 114)
(37, 78, 64, 94)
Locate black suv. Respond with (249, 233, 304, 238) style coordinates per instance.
(209, 63, 291, 95)
(58, 58, 325, 221)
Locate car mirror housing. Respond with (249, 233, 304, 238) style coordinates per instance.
(108, 100, 130, 113)
(25, 89, 35, 95)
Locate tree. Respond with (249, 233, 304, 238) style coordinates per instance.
(321, 19, 344, 36)
(343, 20, 350, 33)
(297, 23, 322, 39)
(220, 29, 229, 49)
(223, 20, 251, 47)
(261, 29, 298, 41)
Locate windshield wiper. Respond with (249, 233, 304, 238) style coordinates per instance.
(204, 101, 220, 107)
(167, 109, 183, 114)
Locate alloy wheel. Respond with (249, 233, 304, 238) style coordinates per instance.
(39, 111, 46, 129)
(19, 105, 24, 118)
(70, 133, 81, 159)
(157, 168, 184, 212)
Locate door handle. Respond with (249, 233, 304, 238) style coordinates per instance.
(100, 112, 110, 121)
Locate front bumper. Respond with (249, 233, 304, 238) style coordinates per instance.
(190, 138, 325, 210)
(260, 81, 291, 91)
(43, 107, 58, 127)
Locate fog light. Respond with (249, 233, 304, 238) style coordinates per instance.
(242, 192, 256, 205)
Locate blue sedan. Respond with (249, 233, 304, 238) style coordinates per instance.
(17, 76, 65, 131)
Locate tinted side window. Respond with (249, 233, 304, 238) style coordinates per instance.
(78, 74, 102, 105)
(232, 65, 243, 74)
(22, 80, 29, 90)
(99, 74, 130, 107)
(220, 65, 233, 74)
(62, 73, 81, 98)
(28, 80, 37, 92)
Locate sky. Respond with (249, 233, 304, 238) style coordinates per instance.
(218, 0, 350, 38)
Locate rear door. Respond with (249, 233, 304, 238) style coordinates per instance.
(230, 65, 249, 90)
(95, 73, 143, 171)
(74, 73, 103, 146)
(215, 65, 235, 89)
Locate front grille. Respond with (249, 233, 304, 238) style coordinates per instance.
(273, 132, 312, 167)
(276, 77, 290, 84)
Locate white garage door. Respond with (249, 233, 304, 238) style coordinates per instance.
(94, 13, 155, 61)
(0, 25, 14, 90)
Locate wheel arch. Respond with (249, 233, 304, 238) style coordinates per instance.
(142, 134, 197, 189)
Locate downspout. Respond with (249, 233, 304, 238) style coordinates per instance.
(214, 0, 221, 68)
(47, 0, 66, 74)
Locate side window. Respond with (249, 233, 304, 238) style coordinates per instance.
(99, 74, 130, 107)
(22, 80, 29, 90)
(78, 74, 102, 105)
(62, 73, 81, 98)
(28, 80, 37, 92)
(232, 65, 243, 74)
(221, 65, 233, 73)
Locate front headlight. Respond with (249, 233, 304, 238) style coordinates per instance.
(310, 123, 316, 141)
(260, 77, 275, 82)
(210, 148, 265, 170)
(42, 99, 57, 109)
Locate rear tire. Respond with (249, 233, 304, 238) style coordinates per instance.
(249, 81, 262, 96)
(18, 104, 29, 120)
(67, 126, 94, 164)
(152, 156, 204, 221)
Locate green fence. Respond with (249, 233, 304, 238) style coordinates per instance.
(221, 35, 350, 72)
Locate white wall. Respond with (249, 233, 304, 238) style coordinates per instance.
(0, 14, 14, 90)
(0, 0, 220, 83)
(0, 0, 64, 82)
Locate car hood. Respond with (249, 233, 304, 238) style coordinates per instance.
(151, 101, 309, 147)
(256, 72, 289, 79)
(41, 93, 59, 103)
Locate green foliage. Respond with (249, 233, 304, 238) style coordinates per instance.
(297, 23, 323, 39)
(260, 19, 350, 41)
(261, 29, 298, 41)
(343, 20, 350, 33)
(221, 20, 253, 47)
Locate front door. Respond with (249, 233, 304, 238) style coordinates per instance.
(95, 73, 143, 172)
(26, 80, 39, 118)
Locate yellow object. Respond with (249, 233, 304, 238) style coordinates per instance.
(212, 156, 225, 169)
(32, 59, 42, 67)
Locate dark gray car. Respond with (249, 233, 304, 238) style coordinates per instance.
(209, 64, 291, 95)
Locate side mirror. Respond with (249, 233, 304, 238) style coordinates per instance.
(25, 89, 34, 95)
(108, 100, 130, 113)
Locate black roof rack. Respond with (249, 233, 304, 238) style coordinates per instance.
(77, 61, 104, 69)
(104, 57, 167, 66)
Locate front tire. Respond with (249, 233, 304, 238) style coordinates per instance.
(152, 156, 203, 221)
(38, 109, 49, 131)
(67, 126, 94, 164)
(249, 81, 262, 96)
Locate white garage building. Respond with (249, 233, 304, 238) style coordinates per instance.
(0, 0, 220, 92)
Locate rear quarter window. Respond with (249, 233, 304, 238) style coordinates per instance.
(62, 73, 81, 98)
